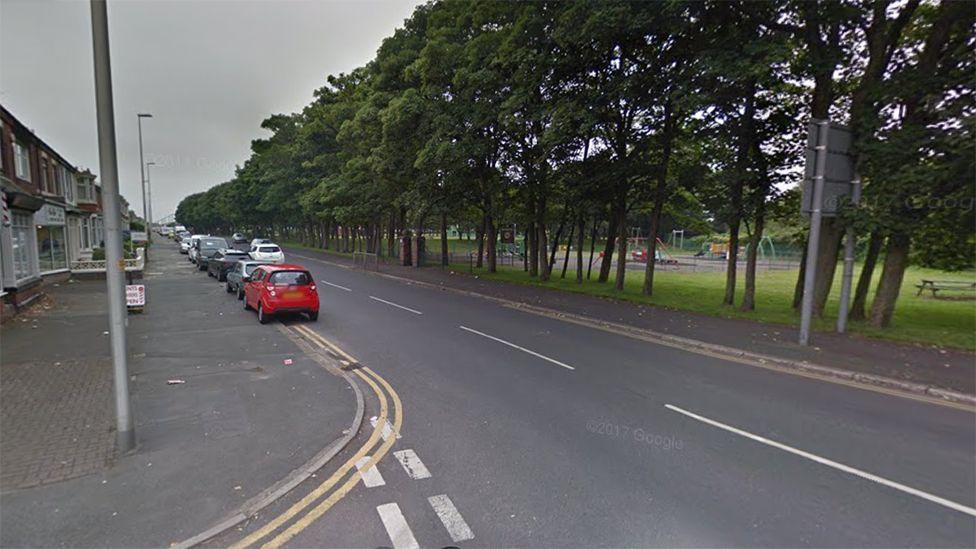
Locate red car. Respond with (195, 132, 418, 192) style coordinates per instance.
(242, 264, 319, 323)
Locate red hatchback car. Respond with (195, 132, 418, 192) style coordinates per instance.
(242, 264, 319, 323)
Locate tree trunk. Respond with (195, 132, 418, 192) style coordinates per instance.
(869, 233, 910, 328)
(723, 82, 756, 306)
(740, 208, 765, 311)
(642, 102, 675, 296)
(547, 216, 566, 277)
(792, 239, 807, 309)
(560, 222, 574, 279)
(812, 220, 843, 316)
(486, 214, 497, 273)
(613, 199, 628, 292)
(850, 231, 884, 321)
(387, 213, 396, 258)
(587, 218, 597, 280)
(598, 206, 618, 283)
(528, 219, 538, 277)
(440, 212, 449, 266)
(476, 215, 485, 268)
(537, 196, 549, 281)
(575, 215, 585, 283)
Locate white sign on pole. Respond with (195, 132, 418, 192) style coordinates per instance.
(130, 231, 148, 243)
(126, 284, 145, 308)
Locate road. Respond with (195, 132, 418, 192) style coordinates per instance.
(208, 242, 975, 548)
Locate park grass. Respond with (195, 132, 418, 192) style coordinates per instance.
(282, 237, 974, 351)
(458, 261, 976, 351)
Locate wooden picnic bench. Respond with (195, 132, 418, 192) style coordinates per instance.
(915, 279, 976, 297)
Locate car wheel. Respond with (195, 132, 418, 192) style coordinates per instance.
(218, 272, 226, 282)
(308, 311, 318, 321)
(237, 288, 244, 301)
(243, 293, 251, 311)
(258, 303, 270, 324)
(226, 282, 234, 293)
(198, 264, 206, 271)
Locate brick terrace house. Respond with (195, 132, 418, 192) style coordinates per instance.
(0, 105, 117, 319)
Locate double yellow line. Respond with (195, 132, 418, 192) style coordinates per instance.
(230, 324, 403, 549)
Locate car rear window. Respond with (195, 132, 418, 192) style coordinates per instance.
(244, 264, 263, 275)
(200, 238, 227, 249)
(258, 246, 281, 253)
(269, 271, 311, 285)
(225, 251, 248, 257)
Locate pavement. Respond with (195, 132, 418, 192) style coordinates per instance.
(244, 243, 974, 548)
(0, 242, 357, 548)
(305, 248, 976, 396)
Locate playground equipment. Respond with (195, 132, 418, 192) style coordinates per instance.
(628, 234, 679, 265)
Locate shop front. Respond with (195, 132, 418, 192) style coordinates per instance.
(35, 203, 68, 275)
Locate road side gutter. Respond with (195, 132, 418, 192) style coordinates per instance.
(293, 251, 975, 410)
(172, 325, 366, 548)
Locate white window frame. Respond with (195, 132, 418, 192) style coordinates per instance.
(63, 168, 75, 204)
(13, 141, 30, 181)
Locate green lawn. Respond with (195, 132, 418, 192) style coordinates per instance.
(283, 237, 975, 350)
(459, 262, 976, 351)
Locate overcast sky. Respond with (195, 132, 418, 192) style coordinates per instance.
(0, 0, 423, 220)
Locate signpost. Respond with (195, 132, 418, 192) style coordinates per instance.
(126, 284, 145, 310)
(799, 119, 858, 345)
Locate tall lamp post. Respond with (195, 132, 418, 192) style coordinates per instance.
(146, 161, 156, 234)
(137, 113, 152, 240)
(91, 0, 135, 452)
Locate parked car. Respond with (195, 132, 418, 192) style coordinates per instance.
(242, 264, 319, 323)
(249, 238, 272, 248)
(194, 236, 229, 270)
(232, 233, 248, 243)
(249, 243, 285, 264)
(225, 260, 271, 299)
(206, 249, 251, 281)
(188, 234, 208, 263)
(179, 236, 192, 254)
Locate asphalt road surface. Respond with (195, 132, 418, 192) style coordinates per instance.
(206, 243, 976, 548)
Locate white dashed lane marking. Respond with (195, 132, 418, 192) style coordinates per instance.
(320, 280, 352, 291)
(665, 403, 976, 518)
(369, 295, 423, 315)
(458, 325, 575, 370)
(370, 416, 401, 441)
(376, 503, 420, 549)
(354, 456, 386, 488)
(393, 449, 431, 480)
(428, 494, 475, 543)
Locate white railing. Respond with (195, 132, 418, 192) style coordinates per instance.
(71, 247, 145, 273)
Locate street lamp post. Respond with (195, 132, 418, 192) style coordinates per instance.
(90, 0, 135, 452)
(137, 113, 152, 239)
(146, 161, 156, 234)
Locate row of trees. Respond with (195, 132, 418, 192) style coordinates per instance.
(177, 0, 974, 329)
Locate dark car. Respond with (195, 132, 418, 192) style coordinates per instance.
(207, 249, 251, 281)
(225, 259, 271, 298)
(194, 237, 229, 270)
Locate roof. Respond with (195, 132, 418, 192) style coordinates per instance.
(255, 263, 308, 272)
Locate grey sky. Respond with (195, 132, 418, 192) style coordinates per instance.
(1, 0, 423, 220)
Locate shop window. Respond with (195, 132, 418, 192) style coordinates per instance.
(11, 213, 37, 282)
(37, 225, 67, 273)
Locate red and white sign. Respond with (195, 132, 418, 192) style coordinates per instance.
(126, 284, 146, 308)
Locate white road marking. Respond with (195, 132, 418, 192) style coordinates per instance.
(665, 404, 976, 518)
(369, 295, 423, 315)
(320, 280, 352, 292)
(354, 456, 386, 488)
(428, 494, 474, 543)
(376, 503, 420, 549)
(370, 416, 402, 441)
(393, 449, 431, 480)
(458, 325, 575, 371)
